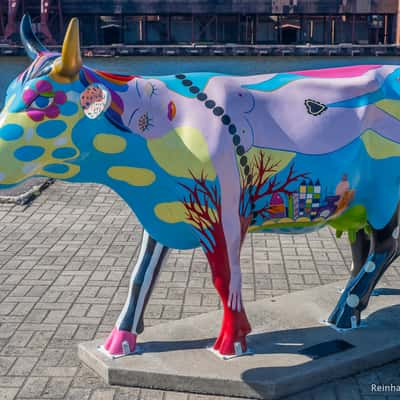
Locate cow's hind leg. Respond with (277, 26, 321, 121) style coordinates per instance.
(203, 242, 251, 356)
(328, 205, 399, 329)
(104, 230, 169, 355)
(350, 229, 371, 278)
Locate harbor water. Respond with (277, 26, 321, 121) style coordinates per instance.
(0, 56, 399, 107)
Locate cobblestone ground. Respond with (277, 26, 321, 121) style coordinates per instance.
(1, 181, 400, 400)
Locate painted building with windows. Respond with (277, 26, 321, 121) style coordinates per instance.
(1, 0, 400, 46)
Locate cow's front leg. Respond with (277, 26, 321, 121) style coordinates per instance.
(328, 205, 399, 329)
(204, 239, 251, 356)
(205, 197, 251, 355)
(104, 230, 169, 355)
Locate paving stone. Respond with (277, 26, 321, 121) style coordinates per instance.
(0, 388, 19, 400)
(0, 181, 399, 400)
(18, 376, 49, 398)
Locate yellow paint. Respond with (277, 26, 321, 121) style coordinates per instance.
(375, 99, 400, 120)
(154, 201, 188, 224)
(361, 129, 400, 159)
(0, 98, 82, 184)
(154, 200, 217, 229)
(107, 166, 155, 186)
(93, 134, 127, 154)
(147, 126, 216, 179)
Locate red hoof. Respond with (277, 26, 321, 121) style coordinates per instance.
(213, 311, 251, 356)
(103, 327, 137, 355)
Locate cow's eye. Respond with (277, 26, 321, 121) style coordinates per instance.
(30, 95, 54, 110)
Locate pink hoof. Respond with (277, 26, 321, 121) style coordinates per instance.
(104, 327, 117, 351)
(103, 327, 137, 355)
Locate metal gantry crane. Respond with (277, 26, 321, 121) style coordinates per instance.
(3, 0, 60, 43)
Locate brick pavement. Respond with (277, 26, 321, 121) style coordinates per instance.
(1, 181, 400, 400)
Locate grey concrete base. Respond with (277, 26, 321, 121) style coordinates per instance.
(78, 281, 400, 399)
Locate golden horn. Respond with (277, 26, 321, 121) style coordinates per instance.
(51, 18, 82, 82)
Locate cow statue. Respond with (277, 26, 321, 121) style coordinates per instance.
(1, 15, 400, 357)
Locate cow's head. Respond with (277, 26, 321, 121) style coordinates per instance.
(0, 15, 136, 188)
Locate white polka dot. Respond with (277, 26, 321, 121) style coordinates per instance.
(364, 261, 376, 273)
(54, 137, 68, 146)
(0, 112, 6, 127)
(26, 128, 34, 141)
(393, 226, 399, 240)
(67, 91, 80, 103)
(346, 294, 360, 308)
(22, 163, 39, 174)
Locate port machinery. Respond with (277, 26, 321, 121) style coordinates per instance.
(2, 0, 63, 43)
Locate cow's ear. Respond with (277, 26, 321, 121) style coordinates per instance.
(50, 18, 82, 82)
(80, 83, 111, 119)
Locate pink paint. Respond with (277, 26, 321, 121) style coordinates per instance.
(22, 88, 37, 105)
(27, 110, 45, 122)
(45, 104, 60, 118)
(104, 327, 137, 355)
(54, 91, 67, 105)
(35, 79, 52, 93)
(294, 65, 382, 79)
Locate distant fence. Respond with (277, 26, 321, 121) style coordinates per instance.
(2, 43, 400, 57)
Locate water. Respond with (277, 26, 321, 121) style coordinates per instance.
(0, 55, 399, 107)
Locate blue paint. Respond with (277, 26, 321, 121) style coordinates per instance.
(60, 101, 78, 116)
(0, 124, 24, 141)
(14, 145, 45, 161)
(328, 67, 400, 108)
(36, 120, 67, 139)
(43, 163, 69, 174)
(52, 147, 77, 159)
(242, 73, 305, 92)
(33, 95, 51, 108)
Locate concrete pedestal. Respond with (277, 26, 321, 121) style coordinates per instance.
(79, 281, 400, 399)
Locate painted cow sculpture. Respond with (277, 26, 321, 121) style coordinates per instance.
(1, 15, 400, 357)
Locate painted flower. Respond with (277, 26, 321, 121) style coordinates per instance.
(23, 80, 67, 122)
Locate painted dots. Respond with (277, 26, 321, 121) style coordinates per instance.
(14, 146, 45, 162)
(392, 226, 400, 239)
(107, 166, 156, 187)
(182, 79, 192, 87)
(176, 74, 186, 80)
(0, 124, 24, 141)
(213, 107, 224, 116)
(346, 294, 360, 308)
(221, 115, 231, 125)
(197, 93, 207, 101)
(189, 86, 200, 94)
(364, 260, 376, 273)
(205, 100, 216, 109)
(229, 124, 237, 134)
(52, 147, 77, 159)
(36, 120, 67, 139)
(236, 145, 245, 156)
(232, 135, 241, 145)
(43, 163, 70, 174)
(93, 134, 127, 154)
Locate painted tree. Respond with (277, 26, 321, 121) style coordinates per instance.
(240, 151, 308, 236)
